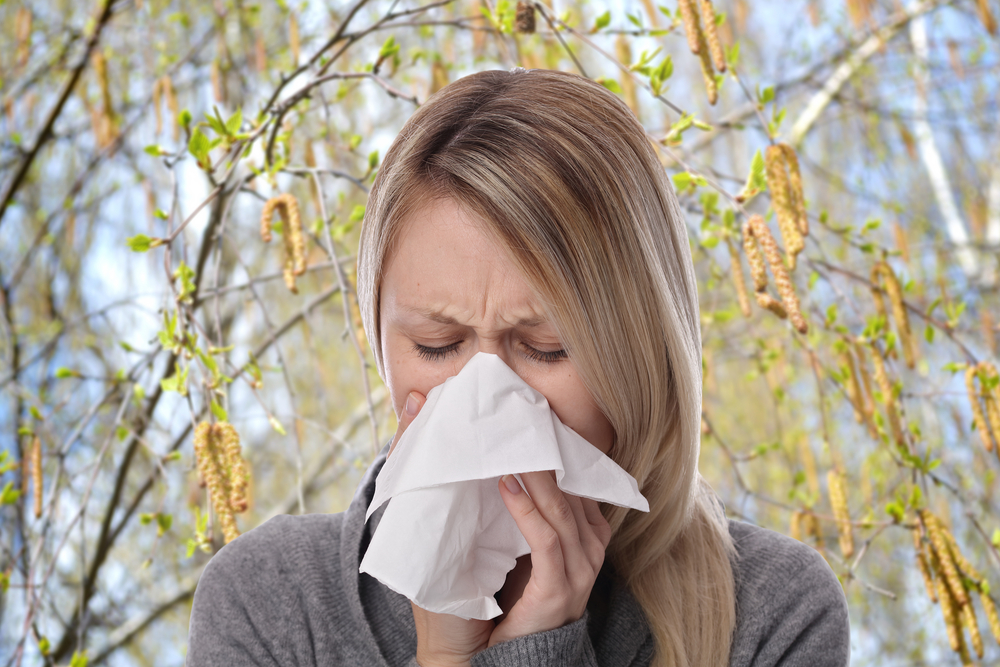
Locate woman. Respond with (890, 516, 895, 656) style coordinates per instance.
(186, 69, 849, 667)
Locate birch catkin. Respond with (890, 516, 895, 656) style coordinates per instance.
(698, 0, 727, 72)
(677, 0, 702, 54)
(827, 468, 853, 559)
(677, 0, 719, 104)
(741, 215, 808, 333)
(162, 75, 179, 142)
(726, 237, 752, 317)
(966, 364, 997, 453)
(922, 510, 970, 609)
(913, 524, 937, 603)
(31, 435, 41, 519)
(193, 422, 251, 544)
(260, 194, 307, 293)
(871, 346, 906, 453)
(764, 145, 805, 270)
(779, 144, 808, 236)
(872, 261, 917, 369)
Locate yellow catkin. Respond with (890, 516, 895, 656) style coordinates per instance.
(976, 0, 998, 35)
(853, 343, 877, 436)
(162, 75, 179, 142)
(789, 510, 803, 541)
(742, 215, 808, 334)
(677, 0, 702, 54)
(15, 7, 32, 69)
(764, 145, 805, 271)
(827, 468, 853, 559)
(31, 436, 41, 519)
(193, 422, 250, 544)
(979, 363, 1000, 457)
(515, 1, 536, 33)
(289, 12, 300, 64)
(152, 78, 163, 137)
(806, 511, 824, 549)
(870, 347, 906, 452)
(922, 510, 971, 609)
(962, 586, 984, 659)
(430, 58, 449, 95)
(779, 144, 808, 236)
(842, 349, 866, 425)
(966, 365, 997, 453)
(873, 262, 916, 369)
(936, 571, 962, 652)
(615, 35, 639, 117)
(260, 194, 306, 293)
(981, 591, 1000, 644)
(211, 59, 224, 103)
(217, 423, 249, 513)
(698, 0, 726, 72)
(697, 41, 718, 105)
(726, 237, 751, 317)
(913, 525, 937, 603)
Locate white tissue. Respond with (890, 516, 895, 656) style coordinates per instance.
(358, 351, 649, 621)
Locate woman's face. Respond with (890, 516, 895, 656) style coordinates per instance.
(378, 197, 615, 455)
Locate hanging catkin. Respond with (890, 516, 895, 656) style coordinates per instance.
(764, 145, 805, 270)
(741, 215, 808, 333)
(193, 422, 251, 544)
(698, 0, 727, 72)
(260, 194, 307, 293)
(162, 75, 179, 142)
(966, 364, 998, 453)
(726, 236, 752, 317)
(871, 261, 917, 369)
(870, 346, 907, 453)
(921, 510, 970, 609)
(827, 468, 853, 558)
(913, 524, 937, 603)
(677, 0, 719, 104)
(31, 435, 41, 519)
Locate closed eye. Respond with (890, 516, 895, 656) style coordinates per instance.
(411, 341, 567, 364)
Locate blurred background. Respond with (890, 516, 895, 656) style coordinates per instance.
(1, 0, 999, 664)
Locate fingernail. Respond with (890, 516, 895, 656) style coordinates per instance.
(502, 474, 522, 494)
(405, 392, 419, 416)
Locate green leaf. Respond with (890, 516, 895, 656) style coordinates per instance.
(0, 481, 21, 505)
(186, 538, 198, 558)
(593, 10, 611, 30)
(596, 78, 622, 94)
(157, 513, 173, 535)
(140, 513, 154, 525)
(941, 362, 967, 374)
(349, 205, 366, 223)
(173, 261, 196, 303)
(55, 367, 78, 379)
(758, 85, 775, 105)
(269, 416, 287, 436)
(188, 127, 211, 168)
(37, 636, 50, 656)
(70, 650, 88, 667)
(924, 325, 934, 343)
(225, 107, 243, 136)
(210, 399, 228, 421)
(378, 35, 399, 60)
(126, 234, 164, 252)
(144, 144, 167, 156)
(160, 363, 189, 396)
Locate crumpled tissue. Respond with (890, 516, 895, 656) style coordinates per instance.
(358, 351, 649, 621)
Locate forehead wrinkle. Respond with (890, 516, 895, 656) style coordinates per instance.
(400, 303, 550, 330)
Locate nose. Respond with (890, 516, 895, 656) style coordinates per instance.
(465, 335, 516, 374)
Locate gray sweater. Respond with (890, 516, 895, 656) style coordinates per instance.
(186, 449, 850, 666)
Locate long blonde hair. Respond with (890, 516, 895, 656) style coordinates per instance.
(356, 69, 736, 667)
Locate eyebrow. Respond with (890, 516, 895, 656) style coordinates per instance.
(402, 305, 548, 328)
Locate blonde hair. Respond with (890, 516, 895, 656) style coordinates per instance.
(357, 69, 737, 667)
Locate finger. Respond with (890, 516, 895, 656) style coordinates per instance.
(388, 390, 425, 458)
(564, 493, 606, 573)
(581, 497, 612, 549)
(498, 474, 567, 589)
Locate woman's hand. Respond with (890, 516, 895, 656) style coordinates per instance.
(390, 389, 612, 666)
(488, 470, 612, 646)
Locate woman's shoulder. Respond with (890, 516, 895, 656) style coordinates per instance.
(726, 519, 851, 667)
(186, 512, 362, 666)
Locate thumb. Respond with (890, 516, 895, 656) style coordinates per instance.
(389, 390, 426, 458)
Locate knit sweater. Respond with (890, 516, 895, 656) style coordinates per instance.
(186, 448, 850, 666)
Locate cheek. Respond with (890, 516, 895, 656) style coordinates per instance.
(537, 372, 614, 454)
